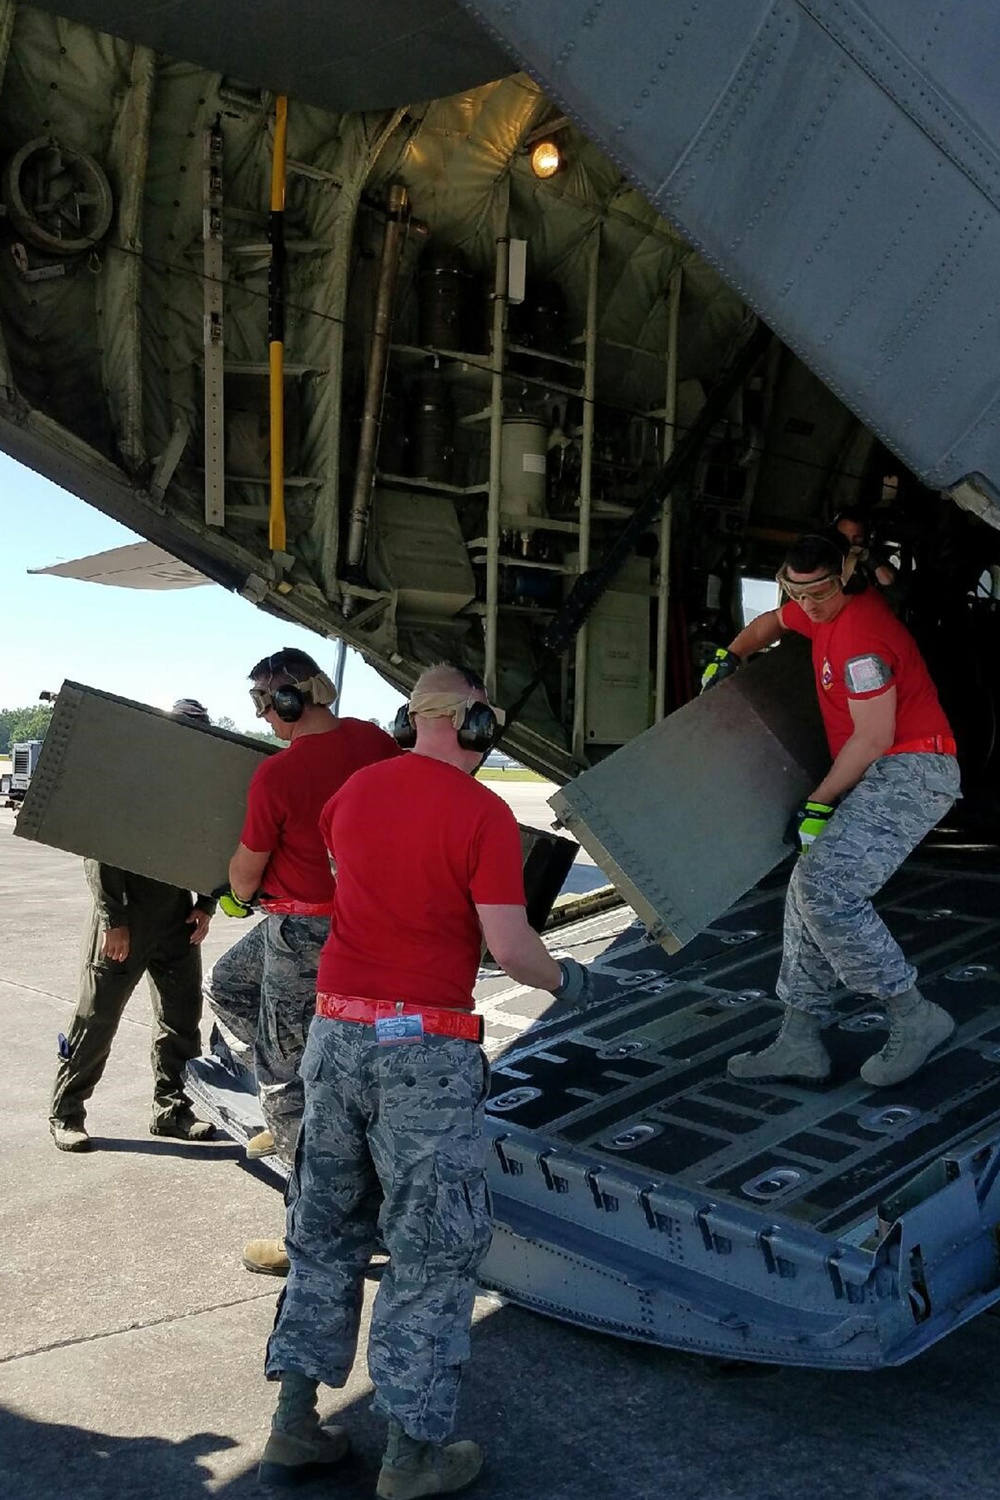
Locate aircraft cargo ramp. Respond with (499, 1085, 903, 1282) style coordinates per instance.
(478, 854, 1000, 1369)
(189, 850, 1000, 1371)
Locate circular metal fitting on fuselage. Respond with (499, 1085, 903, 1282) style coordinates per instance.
(3, 137, 113, 255)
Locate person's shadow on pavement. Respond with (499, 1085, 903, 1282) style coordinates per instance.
(0, 1405, 249, 1500)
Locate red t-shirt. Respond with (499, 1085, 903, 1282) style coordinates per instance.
(781, 591, 952, 757)
(241, 721, 401, 906)
(317, 753, 526, 1010)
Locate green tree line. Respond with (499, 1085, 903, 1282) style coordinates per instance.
(0, 705, 281, 756)
(0, 705, 54, 755)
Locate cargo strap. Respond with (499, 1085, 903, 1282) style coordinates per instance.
(316, 992, 484, 1043)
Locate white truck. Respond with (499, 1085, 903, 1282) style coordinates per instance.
(4, 740, 44, 809)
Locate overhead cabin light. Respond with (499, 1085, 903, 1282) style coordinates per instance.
(530, 140, 562, 179)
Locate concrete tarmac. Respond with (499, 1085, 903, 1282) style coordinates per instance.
(3, 807, 1000, 1500)
(482, 776, 604, 897)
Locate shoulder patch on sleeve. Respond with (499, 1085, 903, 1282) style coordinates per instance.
(844, 653, 893, 694)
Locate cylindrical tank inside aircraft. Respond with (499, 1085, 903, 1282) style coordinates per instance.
(500, 416, 549, 517)
(411, 374, 455, 484)
(417, 244, 474, 352)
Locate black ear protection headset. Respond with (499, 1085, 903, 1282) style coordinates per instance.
(271, 682, 310, 723)
(392, 666, 501, 752)
(391, 703, 415, 747)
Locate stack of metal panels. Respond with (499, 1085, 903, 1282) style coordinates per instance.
(15, 680, 579, 925)
(14, 680, 274, 895)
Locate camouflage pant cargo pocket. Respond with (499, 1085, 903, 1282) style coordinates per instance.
(427, 1158, 493, 1282)
(474, 1050, 491, 1111)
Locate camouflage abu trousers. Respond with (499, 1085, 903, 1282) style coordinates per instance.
(778, 752, 960, 1013)
(203, 914, 328, 1162)
(265, 1016, 493, 1444)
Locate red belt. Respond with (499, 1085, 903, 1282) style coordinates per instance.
(259, 900, 334, 917)
(316, 992, 484, 1044)
(885, 735, 957, 757)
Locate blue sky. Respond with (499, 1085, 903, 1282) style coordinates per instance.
(1, 452, 778, 733)
(1, 455, 405, 732)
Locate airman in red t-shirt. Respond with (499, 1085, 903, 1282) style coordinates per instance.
(203, 647, 400, 1276)
(260, 663, 595, 1495)
(702, 531, 960, 1090)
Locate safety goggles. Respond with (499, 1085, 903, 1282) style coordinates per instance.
(776, 566, 843, 605)
(249, 685, 274, 717)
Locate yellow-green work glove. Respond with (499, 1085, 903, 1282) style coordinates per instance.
(700, 648, 741, 693)
(213, 885, 255, 919)
(791, 800, 835, 853)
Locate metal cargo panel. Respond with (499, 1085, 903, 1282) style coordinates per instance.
(549, 640, 828, 951)
(14, 681, 275, 895)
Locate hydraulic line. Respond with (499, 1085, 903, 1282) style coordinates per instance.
(343, 183, 409, 610)
(268, 95, 288, 554)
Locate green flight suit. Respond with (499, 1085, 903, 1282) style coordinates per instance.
(50, 861, 213, 1131)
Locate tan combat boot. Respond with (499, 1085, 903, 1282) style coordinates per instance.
(259, 1371, 350, 1486)
(376, 1419, 483, 1499)
(50, 1119, 91, 1153)
(243, 1237, 290, 1276)
(247, 1128, 276, 1159)
(860, 988, 954, 1087)
(728, 1006, 831, 1083)
(150, 1108, 215, 1141)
